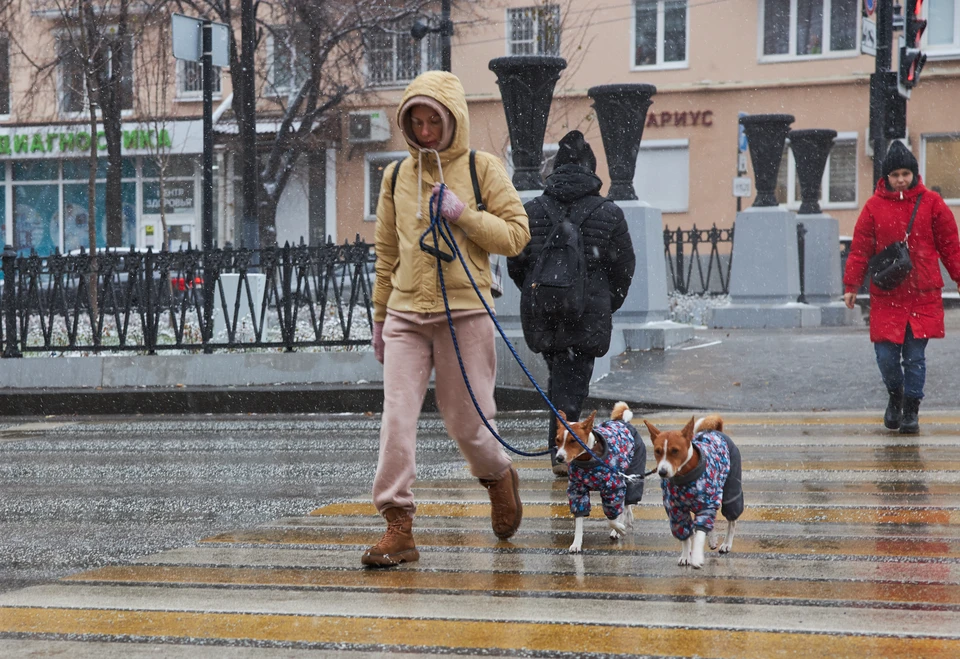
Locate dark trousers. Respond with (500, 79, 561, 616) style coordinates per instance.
(875, 324, 928, 400)
(544, 349, 595, 463)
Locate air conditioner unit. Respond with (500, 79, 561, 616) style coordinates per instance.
(348, 110, 391, 143)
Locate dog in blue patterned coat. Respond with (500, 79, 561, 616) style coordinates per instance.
(643, 415, 744, 569)
(554, 402, 646, 553)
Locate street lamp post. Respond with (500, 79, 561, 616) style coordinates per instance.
(411, 0, 453, 72)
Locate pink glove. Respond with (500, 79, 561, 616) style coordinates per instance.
(373, 321, 385, 364)
(431, 184, 466, 221)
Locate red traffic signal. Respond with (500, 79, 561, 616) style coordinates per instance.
(906, 0, 927, 47)
(898, 45, 927, 97)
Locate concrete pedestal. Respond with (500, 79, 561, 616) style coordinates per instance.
(708, 207, 821, 328)
(799, 213, 862, 326)
(614, 201, 694, 348)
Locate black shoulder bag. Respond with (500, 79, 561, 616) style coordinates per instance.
(868, 193, 923, 291)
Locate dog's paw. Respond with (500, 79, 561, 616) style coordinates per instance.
(568, 542, 583, 554)
(609, 527, 624, 540)
(690, 557, 704, 569)
(718, 539, 733, 554)
(677, 554, 689, 566)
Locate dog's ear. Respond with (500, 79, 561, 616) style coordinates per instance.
(682, 416, 696, 440)
(557, 410, 567, 421)
(643, 419, 660, 439)
(583, 410, 597, 433)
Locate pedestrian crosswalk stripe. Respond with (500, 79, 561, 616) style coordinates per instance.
(306, 501, 960, 525)
(63, 565, 960, 607)
(201, 528, 960, 559)
(0, 606, 956, 658)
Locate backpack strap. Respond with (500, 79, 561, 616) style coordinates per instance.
(469, 149, 485, 211)
(389, 158, 406, 200)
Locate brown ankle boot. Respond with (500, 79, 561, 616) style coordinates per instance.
(480, 465, 523, 540)
(361, 507, 419, 567)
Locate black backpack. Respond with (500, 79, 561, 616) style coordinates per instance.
(524, 195, 607, 324)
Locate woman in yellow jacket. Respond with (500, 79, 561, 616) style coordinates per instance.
(362, 71, 531, 567)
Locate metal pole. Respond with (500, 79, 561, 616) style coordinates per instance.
(870, 0, 895, 185)
(240, 0, 260, 250)
(441, 0, 452, 72)
(202, 20, 214, 252)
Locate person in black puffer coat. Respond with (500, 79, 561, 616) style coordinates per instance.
(507, 130, 635, 475)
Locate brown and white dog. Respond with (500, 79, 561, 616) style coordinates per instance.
(555, 402, 646, 553)
(643, 415, 744, 569)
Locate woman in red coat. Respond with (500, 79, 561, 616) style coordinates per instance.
(843, 141, 960, 434)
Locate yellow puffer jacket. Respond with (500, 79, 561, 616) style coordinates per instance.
(373, 71, 530, 322)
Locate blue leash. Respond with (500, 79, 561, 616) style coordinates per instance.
(420, 185, 643, 480)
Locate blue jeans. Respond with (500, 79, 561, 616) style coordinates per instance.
(874, 324, 928, 399)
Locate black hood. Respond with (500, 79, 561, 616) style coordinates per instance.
(544, 164, 604, 204)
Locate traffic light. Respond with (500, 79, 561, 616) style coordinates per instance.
(898, 0, 927, 97)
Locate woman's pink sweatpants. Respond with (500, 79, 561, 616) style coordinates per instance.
(373, 310, 512, 516)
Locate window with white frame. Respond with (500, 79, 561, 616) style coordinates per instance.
(365, 23, 440, 88)
(0, 35, 9, 115)
(761, 0, 858, 58)
(365, 151, 407, 220)
(269, 26, 310, 95)
(57, 32, 134, 114)
(507, 5, 561, 56)
(634, 0, 688, 68)
(775, 134, 858, 208)
(925, 0, 960, 56)
(923, 135, 960, 201)
(634, 139, 689, 212)
(178, 59, 221, 98)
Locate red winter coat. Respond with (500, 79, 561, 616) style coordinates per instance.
(844, 177, 960, 344)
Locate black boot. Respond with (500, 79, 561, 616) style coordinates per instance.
(899, 397, 921, 435)
(884, 388, 903, 430)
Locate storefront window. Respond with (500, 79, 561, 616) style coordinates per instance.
(13, 184, 59, 255)
(13, 160, 58, 182)
(62, 158, 136, 180)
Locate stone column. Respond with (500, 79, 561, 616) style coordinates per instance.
(488, 57, 565, 387)
(709, 114, 821, 328)
(589, 84, 693, 351)
(790, 129, 862, 326)
(488, 56, 566, 192)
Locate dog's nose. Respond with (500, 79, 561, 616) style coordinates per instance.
(555, 454, 565, 464)
(658, 467, 669, 478)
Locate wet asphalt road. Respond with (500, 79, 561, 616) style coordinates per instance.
(0, 415, 511, 594)
(1, 411, 960, 656)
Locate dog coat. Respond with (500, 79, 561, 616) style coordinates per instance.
(661, 430, 744, 541)
(567, 421, 646, 519)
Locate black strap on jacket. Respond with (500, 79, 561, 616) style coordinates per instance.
(389, 150, 484, 211)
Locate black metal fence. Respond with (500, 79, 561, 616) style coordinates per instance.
(664, 222, 810, 301)
(663, 224, 735, 295)
(0, 239, 375, 357)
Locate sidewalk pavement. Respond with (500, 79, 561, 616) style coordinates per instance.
(589, 307, 960, 413)
(2, 308, 956, 418)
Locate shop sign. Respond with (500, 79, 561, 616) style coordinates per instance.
(142, 180, 195, 215)
(0, 120, 203, 159)
(645, 110, 714, 129)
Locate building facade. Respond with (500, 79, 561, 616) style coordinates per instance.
(341, 0, 960, 245)
(2, 1, 958, 256)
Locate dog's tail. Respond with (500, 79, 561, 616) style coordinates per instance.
(693, 414, 723, 433)
(611, 401, 633, 423)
